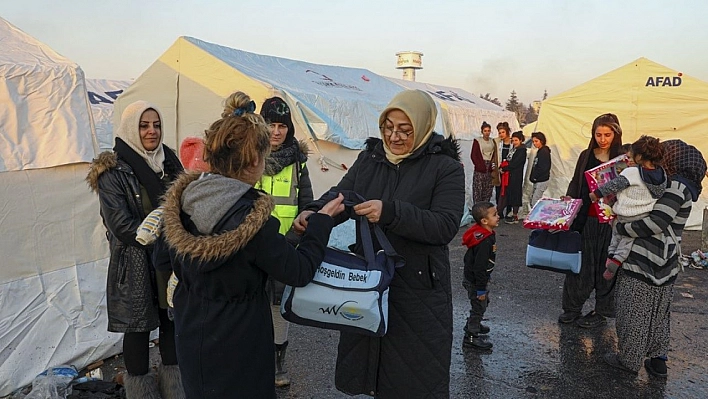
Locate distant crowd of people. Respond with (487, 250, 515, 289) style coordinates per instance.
(88, 88, 705, 398)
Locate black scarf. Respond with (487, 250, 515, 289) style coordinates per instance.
(114, 137, 182, 207)
(266, 141, 304, 176)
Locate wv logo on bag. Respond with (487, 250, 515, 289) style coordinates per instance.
(319, 300, 364, 321)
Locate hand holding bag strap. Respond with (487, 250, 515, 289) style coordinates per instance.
(319, 189, 405, 268)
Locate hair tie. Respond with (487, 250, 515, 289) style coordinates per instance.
(232, 100, 256, 117)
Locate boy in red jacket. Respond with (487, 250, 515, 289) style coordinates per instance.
(462, 201, 500, 350)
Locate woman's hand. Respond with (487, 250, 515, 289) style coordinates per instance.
(353, 199, 383, 224)
(560, 196, 573, 201)
(589, 192, 599, 202)
(318, 193, 345, 218)
(292, 210, 315, 234)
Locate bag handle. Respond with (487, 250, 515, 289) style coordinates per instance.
(356, 215, 404, 268)
(320, 190, 404, 269)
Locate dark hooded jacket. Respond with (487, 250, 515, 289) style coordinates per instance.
(86, 148, 182, 333)
(530, 145, 551, 183)
(462, 224, 496, 292)
(500, 145, 527, 207)
(160, 172, 334, 398)
(306, 133, 465, 398)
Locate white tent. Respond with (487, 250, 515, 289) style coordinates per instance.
(114, 36, 406, 198)
(114, 36, 519, 212)
(534, 58, 708, 230)
(86, 79, 132, 151)
(0, 18, 119, 395)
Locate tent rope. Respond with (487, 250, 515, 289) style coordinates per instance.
(307, 137, 347, 172)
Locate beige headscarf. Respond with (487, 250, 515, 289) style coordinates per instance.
(115, 100, 166, 174)
(378, 90, 437, 165)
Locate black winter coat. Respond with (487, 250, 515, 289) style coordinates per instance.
(86, 149, 182, 332)
(307, 134, 465, 398)
(500, 146, 527, 207)
(529, 146, 551, 183)
(160, 173, 334, 398)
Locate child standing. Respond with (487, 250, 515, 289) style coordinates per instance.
(462, 201, 500, 350)
(589, 135, 667, 280)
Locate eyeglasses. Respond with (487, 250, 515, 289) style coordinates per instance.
(381, 125, 414, 140)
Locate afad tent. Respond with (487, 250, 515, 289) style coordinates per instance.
(0, 18, 118, 395)
(86, 79, 132, 151)
(534, 58, 708, 229)
(114, 36, 518, 207)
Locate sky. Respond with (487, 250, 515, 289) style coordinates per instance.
(2, 0, 707, 106)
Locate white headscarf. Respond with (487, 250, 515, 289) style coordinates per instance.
(115, 100, 166, 174)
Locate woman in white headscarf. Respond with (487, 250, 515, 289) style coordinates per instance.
(294, 90, 465, 398)
(87, 101, 185, 398)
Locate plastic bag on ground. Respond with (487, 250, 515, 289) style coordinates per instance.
(25, 365, 78, 399)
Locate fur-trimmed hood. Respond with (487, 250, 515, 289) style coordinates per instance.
(297, 139, 310, 159)
(86, 151, 119, 193)
(161, 172, 275, 264)
(364, 133, 461, 163)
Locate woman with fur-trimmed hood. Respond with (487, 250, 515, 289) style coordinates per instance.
(293, 89, 466, 398)
(160, 91, 344, 398)
(255, 96, 313, 387)
(86, 101, 184, 398)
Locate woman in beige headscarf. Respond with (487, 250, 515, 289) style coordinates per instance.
(294, 90, 465, 399)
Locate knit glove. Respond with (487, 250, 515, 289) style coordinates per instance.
(136, 206, 164, 245)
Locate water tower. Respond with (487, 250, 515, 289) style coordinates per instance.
(396, 51, 423, 81)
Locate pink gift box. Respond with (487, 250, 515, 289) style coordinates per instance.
(523, 198, 583, 231)
(584, 154, 629, 223)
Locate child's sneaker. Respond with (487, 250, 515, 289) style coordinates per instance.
(463, 333, 493, 350)
(603, 258, 621, 280)
(504, 215, 519, 224)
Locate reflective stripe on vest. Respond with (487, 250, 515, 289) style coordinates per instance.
(255, 163, 301, 235)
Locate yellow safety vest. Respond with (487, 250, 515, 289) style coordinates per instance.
(255, 163, 303, 235)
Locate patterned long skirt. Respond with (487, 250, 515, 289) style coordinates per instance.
(615, 272, 673, 372)
(473, 161, 494, 204)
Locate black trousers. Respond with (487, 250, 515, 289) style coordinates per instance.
(562, 217, 616, 317)
(123, 308, 178, 375)
(494, 185, 511, 217)
(464, 288, 489, 334)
